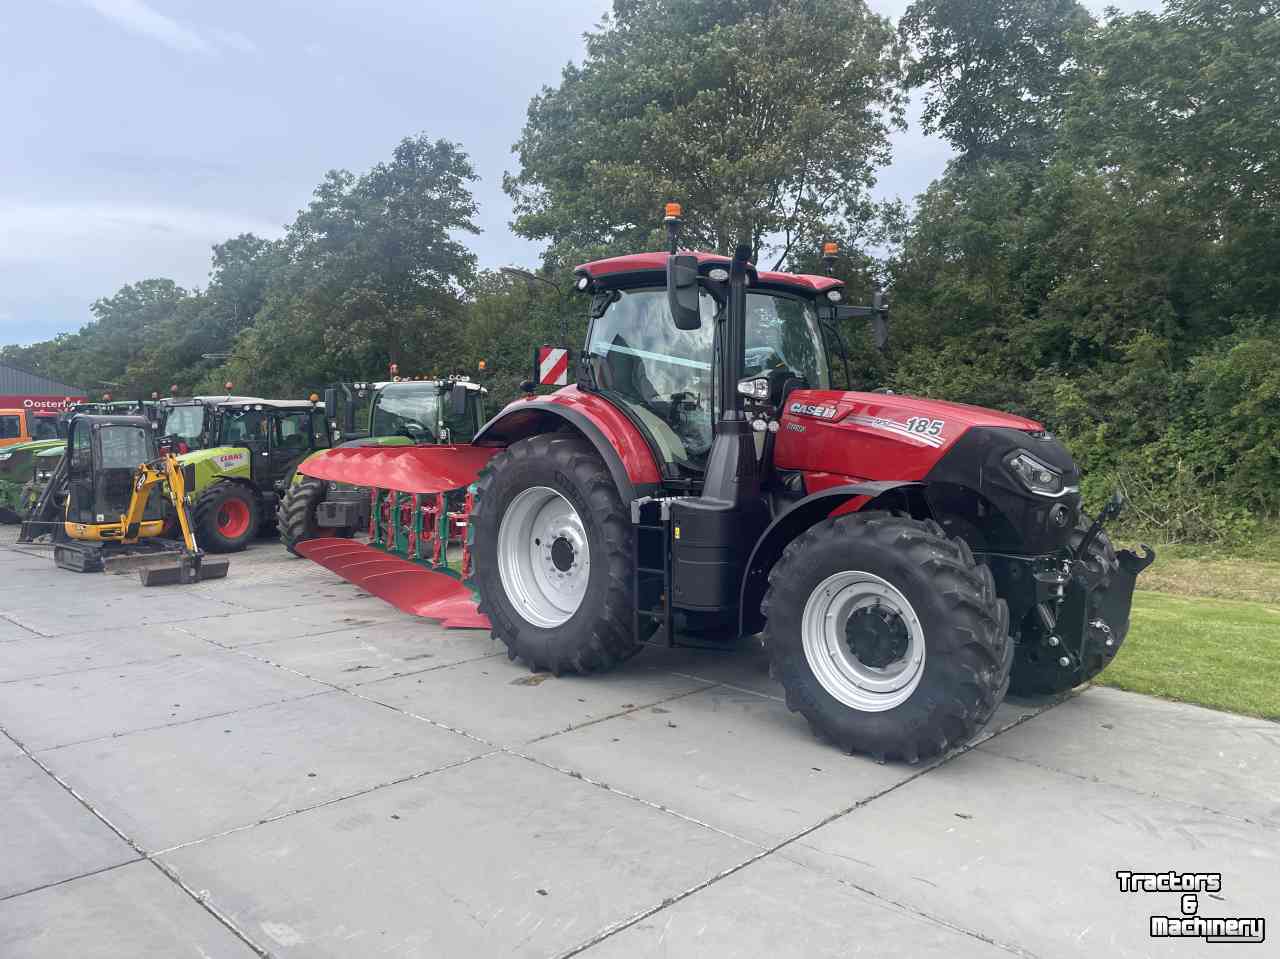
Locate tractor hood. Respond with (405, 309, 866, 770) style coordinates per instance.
(776, 389, 1044, 479)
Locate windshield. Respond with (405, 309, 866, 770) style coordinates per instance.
(372, 385, 442, 442)
(98, 425, 151, 469)
(585, 287, 829, 470)
(163, 404, 205, 443)
(31, 417, 62, 440)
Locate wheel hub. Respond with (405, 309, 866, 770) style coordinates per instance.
(800, 571, 926, 713)
(845, 606, 910, 669)
(497, 486, 590, 627)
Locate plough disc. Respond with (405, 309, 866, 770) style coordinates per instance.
(296, 538, 490, 629)
(297, 444, 497, 494)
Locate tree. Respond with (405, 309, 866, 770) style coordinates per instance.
(505, 0, 904, 267)
(900, 0, 1093, 164)
(218, 135, 480, 394)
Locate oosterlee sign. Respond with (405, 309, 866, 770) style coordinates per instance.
(0, 396, 87, 411)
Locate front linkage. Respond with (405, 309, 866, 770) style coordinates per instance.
(985, 493, 1155, 696)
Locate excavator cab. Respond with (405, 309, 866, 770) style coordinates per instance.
(63, 415, 167, 536)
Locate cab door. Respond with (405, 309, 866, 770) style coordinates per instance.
(65, 419, 96, 524)
(268, 411, 320, 486)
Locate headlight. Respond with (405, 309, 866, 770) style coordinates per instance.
(1006, 450, 1071, 497)
(35, 470, 52, 483)
(737, 377, 770, 400)
(0, 452, 11, 461)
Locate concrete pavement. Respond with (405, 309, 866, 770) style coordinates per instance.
(1, 528, 1275, 957)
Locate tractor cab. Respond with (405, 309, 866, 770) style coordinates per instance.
(62, 415, 166, 533)
(578, 251, 838, 480)
(325, 377, 487, 446)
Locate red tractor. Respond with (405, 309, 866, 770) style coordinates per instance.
(283, 206, 1153, 761)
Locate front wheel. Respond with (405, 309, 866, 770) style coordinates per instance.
(763, 513, 1011, 762)
(471, 434, 642, 674)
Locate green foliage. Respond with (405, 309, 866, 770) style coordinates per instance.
(893, 0, 1280, 543)
(901, 0, 1093, 163)
(505, 0, 905, 267)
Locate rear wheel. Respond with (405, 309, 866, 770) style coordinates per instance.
(193, 481, 259, 553)
(472, 434, 642, 674)
(763, 513, 1011, 762)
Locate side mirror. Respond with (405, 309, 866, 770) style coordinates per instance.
(449, 382, 468, 420)
(666, 254, 701, 331)
(323, 388, 337, 421)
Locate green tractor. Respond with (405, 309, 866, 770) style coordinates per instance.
(0, 411, 69, 523)
(278, 376, 487, 550)
(323, 376, 488, 447)
(157, 396, 334, 552)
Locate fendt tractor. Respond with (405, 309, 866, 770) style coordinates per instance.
(283, 205, 1153, 761)
(277, 375, 486, 556)
(158, 395, 333, 551)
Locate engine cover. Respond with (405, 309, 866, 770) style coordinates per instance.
(774, 389, 1042, 483)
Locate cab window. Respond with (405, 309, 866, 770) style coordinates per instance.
(98, 426, 151, 469)
(223, 410, 269, 444)
(0, 415, 20, 439)
(31, 417, 60, 440)
(273, 411, 325, 450)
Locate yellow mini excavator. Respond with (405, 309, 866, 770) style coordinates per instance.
(52, 413, 230, 585)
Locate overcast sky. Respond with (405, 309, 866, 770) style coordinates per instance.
(1, 0, 1156, 346)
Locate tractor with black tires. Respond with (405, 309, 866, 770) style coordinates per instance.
(157, 396, 333, 552)
(286, 205, 1153, 761)
(277, 376, 486, 554)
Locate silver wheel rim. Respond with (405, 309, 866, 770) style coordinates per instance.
(497, 486, 590, 628)
(800, 570, 926, 712)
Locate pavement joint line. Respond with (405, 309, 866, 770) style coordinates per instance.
(32, 689, 334, 755)
(667, 671, 784, 702)
(557, 691, 1060, 958)
(224, 640, 504, 747)
(974, 743, 1278, 831)
(521, 680, 720, 746)
(0, 724, 273, 958)
(0, 651, 195, 686)
(0, 858, 144, 905)
(509, 745, 763, 848)
(150, 749, 501, 857)
(345, 650, 507, 687)
(0, 611, 51, 639)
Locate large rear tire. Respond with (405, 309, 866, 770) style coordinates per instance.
(471, 434, 642, 674)
(763, 513, 1011, 762)
(1009, 520, 1122, 697)
(193, 481, 259, 553)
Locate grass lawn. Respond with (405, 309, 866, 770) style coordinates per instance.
(1098, 592, 1280, 720)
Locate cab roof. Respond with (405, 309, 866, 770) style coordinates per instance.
(575, 251, 844, 296)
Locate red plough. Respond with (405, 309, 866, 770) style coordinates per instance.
(293, 444, 498, 629)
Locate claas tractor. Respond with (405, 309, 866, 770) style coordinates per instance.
(284, 205, 1153, 761)
(155, 396, 334, 552)
(47, 414, 228, 585)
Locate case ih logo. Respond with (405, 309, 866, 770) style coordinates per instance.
(788, 402, 839, 419)
(538, 347, 570, 387)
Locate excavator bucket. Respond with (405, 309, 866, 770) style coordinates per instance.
(293, 444, 499, 629)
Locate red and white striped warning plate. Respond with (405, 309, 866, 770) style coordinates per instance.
(538, 346, 570, 386)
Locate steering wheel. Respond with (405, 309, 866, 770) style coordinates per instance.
(397, 421, 436, 444)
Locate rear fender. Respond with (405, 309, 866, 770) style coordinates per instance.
(474, 390, 662, 502)
(739, 481, 928, 635)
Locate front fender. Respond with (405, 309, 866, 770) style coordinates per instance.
(474, 388, 662, 502)
(738, 481, 927, 635)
